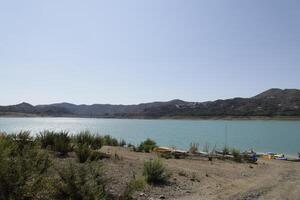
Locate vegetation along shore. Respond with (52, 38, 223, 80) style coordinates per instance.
(0, 130, 299, 200)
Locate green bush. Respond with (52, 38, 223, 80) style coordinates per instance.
(91, 135, 104, 149)
(138, 138, 157, 153)
(143, 158, 169, 184)
(53, 163, 108, 200)
(0, 131, 130, 199)
(73, 131, 104, 150)
(0, 132, 52, 200)
(103, 135, 119, 146)
(73, 130, 94, 145)
(75, 143, 91, 163)
(160, 152, 173, 159)
(120, 177, 146, 200)
(10, 131, 34, 154)
(53, 131, 71, 156)
(73, 132, 122, 148)
(127, 143, 137, 152)
(38, 130, 56, 149)
(37, 130, 72, 156)
(222, 145, 230, 155)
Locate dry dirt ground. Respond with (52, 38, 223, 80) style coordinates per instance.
(99, 146, 300, 200)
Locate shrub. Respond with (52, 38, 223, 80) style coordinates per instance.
(53, 163, 108, 200)
(189, 142, 199, 154)
(38, 130, 56, 149)
(103, 135, 119, 146)
(143, 158, 169, 184)
(0, 133, 52, 200)
(138, 138, 157, 153)
(53, 131, 71, 156)
(75, 143, 91, 163)
(222, 145, 230, 155)
(74, 130, 94, 146)
(127, 143, 137, 152)
(38, 130, 72, 156)
(73, 131, 104, 150)
(232, 148, 242, 162)
(10, 130, 32, 141)
(120, 177, 146, 200)
(127, 143, 134, 148)
(160, 152, 173, 159)
(91, 135, 104, 150)
(73, 131, 121, 148)
(10, 131, 34, 154)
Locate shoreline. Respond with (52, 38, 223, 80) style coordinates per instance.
(0, 127, 298, 157)
(1, 113, 300, 121)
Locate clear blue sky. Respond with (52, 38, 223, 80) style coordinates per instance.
(0, 0, 299, 105)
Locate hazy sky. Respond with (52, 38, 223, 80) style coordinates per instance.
(1, 0, 300, 105)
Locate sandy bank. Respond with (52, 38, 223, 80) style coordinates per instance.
(100, 146, 300, 200)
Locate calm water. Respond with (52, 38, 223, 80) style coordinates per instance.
(0, 117, 299, 156)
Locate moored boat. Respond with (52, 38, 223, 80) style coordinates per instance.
(153, 147, 173, 153)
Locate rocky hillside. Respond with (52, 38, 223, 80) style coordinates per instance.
(1, 88, 300, 118)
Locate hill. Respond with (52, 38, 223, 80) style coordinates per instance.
(1, 88, 300, 118)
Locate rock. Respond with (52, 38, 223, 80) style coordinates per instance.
(140, 192, 146, 197)
(159, 195, 166, 199)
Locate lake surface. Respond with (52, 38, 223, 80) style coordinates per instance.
(0, 117, 299, 156)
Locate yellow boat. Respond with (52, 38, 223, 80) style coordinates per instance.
(153, 147, 173, 153)
(261, 154, 273, 160)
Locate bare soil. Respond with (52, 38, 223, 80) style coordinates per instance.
(100, 146, 300, 200)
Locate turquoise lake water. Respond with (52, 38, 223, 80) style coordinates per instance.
(0, 117, 299, 156)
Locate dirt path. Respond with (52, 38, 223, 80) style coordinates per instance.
(228, 162, 300, 200)
(174, 159, 300, 200)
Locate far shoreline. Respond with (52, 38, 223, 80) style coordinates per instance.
(1, 112, 300, 121)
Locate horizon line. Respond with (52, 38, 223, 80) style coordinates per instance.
(2, 88, 298, 107)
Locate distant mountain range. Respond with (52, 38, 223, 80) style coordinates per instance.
(1, 88, 300, 118)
